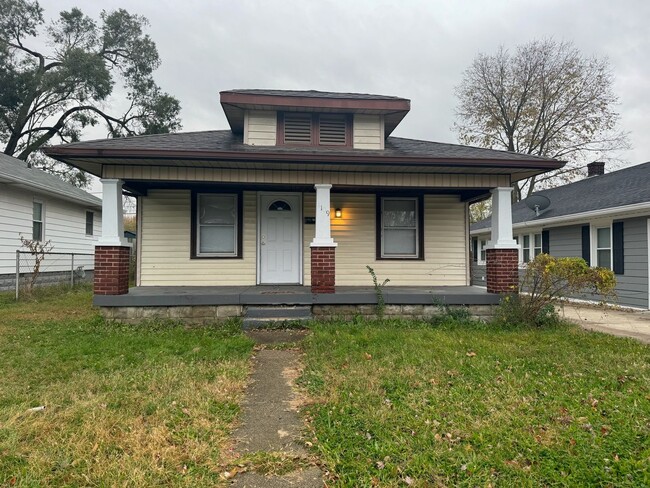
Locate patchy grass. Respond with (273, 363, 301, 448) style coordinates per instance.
(301, 319, 650, 487)
(0, 287, 254, 486)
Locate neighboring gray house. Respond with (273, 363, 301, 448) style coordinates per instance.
(0, 153, 102, 289)
(471, 162, 650, 309)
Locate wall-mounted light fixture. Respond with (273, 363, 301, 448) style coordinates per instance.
(334, 208, 342, 218)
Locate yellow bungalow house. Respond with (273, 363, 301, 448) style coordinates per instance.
(45, 89, 564, 324)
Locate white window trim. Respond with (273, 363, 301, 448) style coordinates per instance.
(196, 193, 239, 257)
(380, 196, 419, 259)
(33, 199, 44, 242)
(590, 221, 613, 269)
(515, 232, 542, 266)
(476, 238, 488, 265)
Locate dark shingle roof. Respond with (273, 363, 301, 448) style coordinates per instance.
(471, 161, 650, 231)
(221, 89, 407, 101)
(0, 153, 101, 208)
(49, 129, 556, 163)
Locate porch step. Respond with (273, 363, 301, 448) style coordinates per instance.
(242, 306, 312, 329)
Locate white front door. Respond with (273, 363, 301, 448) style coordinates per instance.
(259, 193, 302, 284)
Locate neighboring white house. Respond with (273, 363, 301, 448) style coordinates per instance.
(0, 152, 102, 290)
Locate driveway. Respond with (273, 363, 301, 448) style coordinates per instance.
(559, 304, 650, 344)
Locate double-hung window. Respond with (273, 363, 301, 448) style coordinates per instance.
(194, 193, 240, 257)
(379, 197, 422, 259)
(520, 233, 542, 263)
(533, 233, 542, 259)
(595, 226, 612, 269)
(33, 201, 43, 241)
(85, 211, 94, 236)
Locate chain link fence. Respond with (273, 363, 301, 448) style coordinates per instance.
(13, 251, 95, 299)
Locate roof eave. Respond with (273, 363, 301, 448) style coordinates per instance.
(43, 146, 565, 169)
(0, 173, 101, 209)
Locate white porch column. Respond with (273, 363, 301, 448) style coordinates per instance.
(310, 184, 337, 247)
(97, 178, 129, 247)
(486, 187, 518, 249)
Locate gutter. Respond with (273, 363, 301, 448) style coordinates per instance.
(470, 201, 650, 235)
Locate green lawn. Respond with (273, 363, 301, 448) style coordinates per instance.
(0, 287, 253, 486)
(301, 319, 650, 487)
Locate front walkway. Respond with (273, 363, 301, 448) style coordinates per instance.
(94, 285, 500, 307)
(560, 304, 650, 344)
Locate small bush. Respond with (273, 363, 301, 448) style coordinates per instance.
(428, 297, 475, 327)
(494, 254, 616, 327)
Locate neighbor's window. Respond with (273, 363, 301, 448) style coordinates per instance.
(279, 112, 350, 147)
(33, 201, 43, 241)
(533, 233, 542, 259)
(380, 197, 420, 258)
(520, 233, 542, 263)
(479, 239, 487, 263)
(85, 211, 94, 236)
(522, 234, 531, 263)
(596, 226, 612, 269)
(196, 194, 238, 257)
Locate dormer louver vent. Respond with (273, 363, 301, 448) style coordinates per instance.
(283, 113, 312, 144)
(318, 115, 347, 145)
(278, 112, 350, 147)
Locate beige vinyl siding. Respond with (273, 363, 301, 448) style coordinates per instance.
(304, 194, 468, 286)
(104, 165, 510, 189)
(353, 114, 383, 149)
(244, 110, 277, 146)
(139, 189, 257, 286)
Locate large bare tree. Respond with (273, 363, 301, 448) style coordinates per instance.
(454, 39, 629, 201)
(0, 0, 181, 187)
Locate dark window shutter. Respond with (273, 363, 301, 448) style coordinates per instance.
(319, 115, 347, 145)
(581, 225, 591, 265)
(472, 238, 478, 262)
(613, 221, 624, 275)
(283, 114, 312, 144)
(542, 230, 550, 254)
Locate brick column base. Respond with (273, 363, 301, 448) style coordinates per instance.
(486, 248, 519, 294)
(311, 246, 336, 294)
(94, 246, 130, 295)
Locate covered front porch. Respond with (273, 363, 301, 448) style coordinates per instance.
(94, 284, 500, 307)
(94, 285, 500, 324)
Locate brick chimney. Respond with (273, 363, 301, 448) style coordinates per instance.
(587, 161, 605, 177)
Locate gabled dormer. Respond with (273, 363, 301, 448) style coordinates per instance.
(220, 89, 411, 150)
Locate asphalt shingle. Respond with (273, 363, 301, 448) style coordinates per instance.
(471, 161, 650, 231)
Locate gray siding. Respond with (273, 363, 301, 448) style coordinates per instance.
(470, 218, 649, 309)
(548, 219, 649, 309)
(548, 225, 583, 258)
(617, 217, 649, 309)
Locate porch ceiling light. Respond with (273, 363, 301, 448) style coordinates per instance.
(334, 208, 342, 218)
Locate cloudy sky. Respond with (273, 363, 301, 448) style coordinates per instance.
(45, 0, 649, 170)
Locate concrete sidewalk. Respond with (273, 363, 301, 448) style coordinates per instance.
(559, 304, 650, 344)
(230, 330, 322, 487)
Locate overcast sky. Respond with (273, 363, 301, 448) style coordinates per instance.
(44, 0, 649, 179)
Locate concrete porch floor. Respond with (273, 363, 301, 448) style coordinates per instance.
(93, 285, 501, 307)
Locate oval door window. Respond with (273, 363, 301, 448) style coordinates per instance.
(268, 200, 292, 211)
